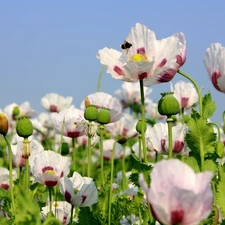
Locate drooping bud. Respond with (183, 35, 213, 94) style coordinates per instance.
(97, 108, 110, 124)
(16, 116, 33, 138)
(85, 97, 90, 108)
(61, 142, 70, 156)
(0, 113, 8, 136)
(136, 119, 147, 133)
(13, 106, 20, 120)
(117, 136, 127, 144)
(158, 92, 180, 117)
(84, 105, 98, 121)
(216, 141, 224, 158)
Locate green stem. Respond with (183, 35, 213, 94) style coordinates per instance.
(139, 80, 147, 164)
(72, 138, 76, 171)
(33, 127, 52, 150)
(99, 125, 104, 186)
(122, 147, 127, 190)
(154, 151, 158, 163)
(48, 186, 53, 214)
(178, 70, 205, 171)
(177, 70, 203, 116)
(210, 122, 221, 141)
(4, 135, 16, 214)
(167, 117, 173, 159)
(138, 134, 142, 161)
(97, 65, 105, 92)
(70, 205, 74, 224)
(108, 140, 117, 225)
(25, 158, 29, 191)
(181, 107, 185, 124)
(87, 122, 92, 177)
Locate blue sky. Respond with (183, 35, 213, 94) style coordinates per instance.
(0, 1, 225, 124)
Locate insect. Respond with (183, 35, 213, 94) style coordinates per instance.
(120, 40, 132, 54)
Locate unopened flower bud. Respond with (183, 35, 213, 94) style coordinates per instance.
(84, 105, 98, 121)
(158, 92, 180, 116)
(136, 119, 147, 133)
(117, 137, 127, 144)
(0, 113, 8, 136)
(216, 141, 224, 158)
(97, 108, 110, 124)
(13, 106, 20, 119)
(61, 142, 70, 156)
(16, 116, 33, 138)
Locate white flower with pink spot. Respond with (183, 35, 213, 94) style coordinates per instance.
(97, 23, 186, 86)
(41, 93, 73, 112)
(59, 172, 98, 207)
(146, 123, 190, 155)
(204, 43, 225, 93)
(139, 159, 213, 225)
(30, 151, 71, 187)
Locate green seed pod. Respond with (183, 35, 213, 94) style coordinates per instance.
(216, 141, 224, 158)
(16, 116, 33, 138)
(158, 92, 180, 116)
(97, 108, 110, 124)
(84, 105, 98, 121)
(61, 142, 70, 156)
(0, 113, 8, 136)
(136, 119, 147, 133)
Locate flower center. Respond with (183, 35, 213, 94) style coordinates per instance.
(44, 170, 55, 176)
(128, 54, 148, 63)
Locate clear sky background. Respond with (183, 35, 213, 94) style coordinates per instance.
(0, 1, 225, 124)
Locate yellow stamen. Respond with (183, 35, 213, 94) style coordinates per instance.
(44, 170, 55, 176)
(128, 54, 148, 63)
(54, 203, 59, 207)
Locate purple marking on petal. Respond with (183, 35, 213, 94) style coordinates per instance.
(50, 105, 58, 112)
(137, 47, 146, 55)
(65, 190, 72, 203)
(161, 139, 166, 153)
(45, 180, 58, 187)
(158, 58, 167, 68)
(114, 66, 124, 76)
(81, 195, 87, 204)
(60, 171, 64, 178)
(0, 184, 9, 190)
(157, 69, 176, 83)
(212, 71, 222, 92)
(181, 97, 189, 108)
(171, 209, 184, 224)
(176, 55, 183, 65)
(173, 141, 184, 153)
(122, 128, 128, 136)
(42, 166, 54, 174)
(67, 131, 80, 138)
(138, 72, 148, 80)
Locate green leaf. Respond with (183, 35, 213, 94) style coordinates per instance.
(185, 109, 216, 156)
(202, 93, 216, 119)
(216, 166, 225, 218)
(205, 159, 217, 173)
(14, 185, 42, 225)
(182, 156, 200, 172)
(78, 207, 98, 225)
(128, 154, 152, 187)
